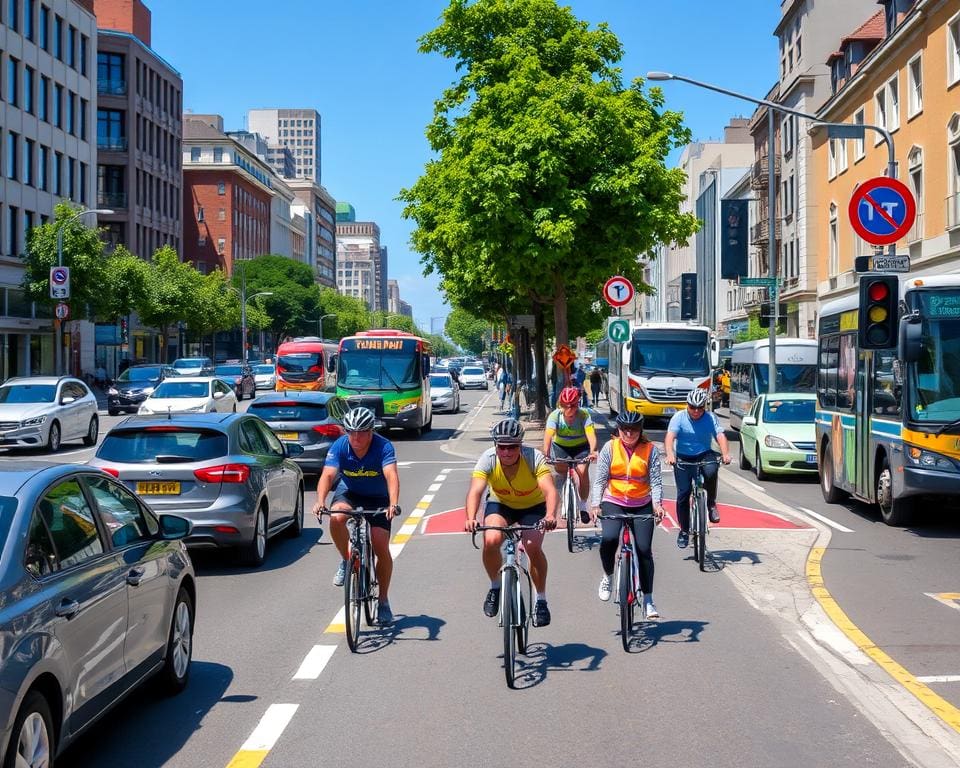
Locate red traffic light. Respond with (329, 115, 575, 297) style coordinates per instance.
(867, 281, 889, 302)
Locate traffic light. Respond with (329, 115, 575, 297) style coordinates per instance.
(680, 273, 697, 320)
(858, 275, 899, 349)
(758, 302, 787, 330)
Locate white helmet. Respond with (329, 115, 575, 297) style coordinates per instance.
(686, 388, 710, 408)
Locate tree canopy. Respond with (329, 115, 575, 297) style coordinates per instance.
(445, 307, 487, 353)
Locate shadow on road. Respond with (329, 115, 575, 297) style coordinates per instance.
(839, 498, 960, 540)
(622, 619, 709, 653)
(189, 529, 326, 576)
(509, 641, 608, 689)
(353, 613, 448, 653)
(706, 548, 763, 568)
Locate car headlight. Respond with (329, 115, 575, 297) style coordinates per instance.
(764, 435, 792, 449)
(142, 386, 155, 395)
(22, 415, 47, 427)
(906, 447, 959, 472)
(185, 405, 205, 412)
(630, 382, 646, 399)
(108, 387, 118, 395)
(398, 403, 418, 413)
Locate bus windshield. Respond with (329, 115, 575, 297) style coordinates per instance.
(277, 352, 323, 383)
(629, 333, 708, 377)
(756, 364, 817, 393)
(909, 291, 960, 423)
(338, 339, 422, 392)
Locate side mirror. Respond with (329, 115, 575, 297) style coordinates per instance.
(423, 355, 431, 375)
(743, 415, 758, 427)
(710, 339, 720, 368)
(60, 396, 76, 405)
(326, 354, 338, 373)
(159, 514, 192, 540)
(899, 314, 922, 364)
(285, 442, 305, 457)
(213, 391, 225, 400)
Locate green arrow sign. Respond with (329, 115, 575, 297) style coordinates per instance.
(607, 319, 630, 343)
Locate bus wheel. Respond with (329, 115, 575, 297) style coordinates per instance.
(820, 443, 848, 504)
(876, 460, 914, 526)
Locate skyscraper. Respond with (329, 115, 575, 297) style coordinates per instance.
(247, 108, 321, 182)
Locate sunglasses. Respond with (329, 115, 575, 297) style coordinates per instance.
(496, 443, 521, 451)
(619, 426, 642, 433)
(688, 406, 705, 412)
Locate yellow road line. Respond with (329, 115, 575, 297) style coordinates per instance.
(807, 547, 960, 732)
(225, 750, 269, 768)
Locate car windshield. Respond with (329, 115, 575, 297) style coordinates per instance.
(97, 428, 228, 462)
(430, 375, 452, 388)
(152, 381, 210, 399)
(249, 401, 329, 421)
(254, 365, 275, 374)
(216, 365, 243, 376)
(763, 398, 815, 424)
(0, 384, 57, 403)
(173, 359, 206, 370)
(462, 367, 484, 375)
(117, 367, 163, 382)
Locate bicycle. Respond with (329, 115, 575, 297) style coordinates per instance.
(319, 507, 394, 652)
(597, 512, 654, 652)
(471, 523, 541, 689)
(547, 456, 594, 553)
(674, 458, 720, 572)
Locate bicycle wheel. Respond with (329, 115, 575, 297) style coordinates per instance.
(515, 582, 528, 654)
(565, 477, 576, 553)
(344, 553, 362, 652)
(502, 568, 518, 689)
(696, 489, 708, 570)
(363, 527, 378, 626)
(619, 551, 633, 652)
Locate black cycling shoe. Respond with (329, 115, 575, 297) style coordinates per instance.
(708, 505, 721, 524)
(579, 508, 591, 525)
(483, 588, 500, 618)
(533, 599, 551, 627)
(676, 531, 689, 549)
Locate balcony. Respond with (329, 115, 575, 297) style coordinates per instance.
(98, 79, 127, 96)
(750, 218, 782, 245)
(948, 193, 960, 231)
(750, 155, 781, 189)
(907, 212, 924, 243)
(97, 192, 127, 209)
(98, 137, 128, 152)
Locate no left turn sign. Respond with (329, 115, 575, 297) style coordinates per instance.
(602, 276, 635, 308)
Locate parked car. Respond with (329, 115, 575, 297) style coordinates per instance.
(89, 413, 305, 567)
(738, 392, 818, 480)
(0, 463, 195, 767)
(247, 391, 348, 474)
(459, 365, 489, 390)
(215, 362, 256, 400)
(0, 376, 99, 452)
(138, 377, 238, 415)
(253, 363, 277, 390)
(429, 372, 461, 413)
(107, 364, 179, 416)
(170, 357, 215, 377)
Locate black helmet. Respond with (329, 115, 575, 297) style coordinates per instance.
(491, 418, 524, 444)
(616, 411, 644, 430)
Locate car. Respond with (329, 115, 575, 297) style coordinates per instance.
(138, 377, 238, 415)
(459, 365, 489, 390)
(0, 462, 196, 767)
(247, 391, 348, 474)
(253, 363, 277, 390)
(88, 413, 306, 567)
(215, 362, 256, 400)
(0, 376, 99, 452)
(107, 364, 179, 416)
(429, 372, 461, 413)
(738, 392, 818, 480)
(170, 357, 215, 377)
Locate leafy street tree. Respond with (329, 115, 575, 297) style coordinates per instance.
(317, 288, 372, 339)
(445, 307, 487, 354)
(135, 246, 204, 362)
(101, 246, 149, 322)
(426, 334, 458, 358)
(369, 310, 422, 335)
(237, 255, 320, 338)
(401, 0, 698, 356)
(186, 270, 236, 358)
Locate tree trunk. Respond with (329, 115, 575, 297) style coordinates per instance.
(534, 307, 548, 421)
(553, 275, 569, 347)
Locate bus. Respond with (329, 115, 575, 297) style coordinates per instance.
(729, 338, 817, 429)
(336, 330, 433, 435)
(275, 337, 339, 392)
(816, 275, 960, 525)
(608, 322, 719, 422)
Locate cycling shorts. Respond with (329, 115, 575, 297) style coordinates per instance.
(483, 501, 547, 527)
(331, 487, 392, 531)
(550, 442, 589, 462)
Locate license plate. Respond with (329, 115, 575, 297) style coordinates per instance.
(277, 432, 299, 440)
(136, 481, 181, 495)
(806, 453, 818, 464)
(662, 407, 676, 415)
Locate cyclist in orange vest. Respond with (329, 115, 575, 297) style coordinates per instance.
(589, 410, 664, 619)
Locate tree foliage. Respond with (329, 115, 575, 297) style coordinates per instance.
(317, 288, 373, 339)
(134, 246, 204, 361)
(237, 255, 319, 337)
(445, 307, 487, 353)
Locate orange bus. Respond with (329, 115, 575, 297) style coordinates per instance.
(275, 337, 339, 392)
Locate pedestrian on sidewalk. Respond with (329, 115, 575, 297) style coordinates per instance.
(589, 367, 603, 408)
(500, 369, 513, 412)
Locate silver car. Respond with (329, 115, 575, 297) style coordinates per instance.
(253, 363, 277, 390)
(89, 413, 306, 567)
(429, 372, 461, 413)
(0, 462, 195, 767)
(0, 376, 99, 452)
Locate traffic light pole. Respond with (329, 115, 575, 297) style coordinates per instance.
(767, 107, 777, 394)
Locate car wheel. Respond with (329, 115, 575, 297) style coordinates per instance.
(83, 415, 99, 446)
(108, 408, 120, 416)
(240, 506, 268, 567)
(754, 448, 768, 481)
(287, 487, 304, 538)
(157, 588, 193, 695)
(46, 421, 61, 453)
(738, 442, 750, 469)
(6, 691, 54, 768)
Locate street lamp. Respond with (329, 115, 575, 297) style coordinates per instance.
(54, 207, 114, 375)
(647, 71, 895, 393)
(318, 313, 336, 340)
(228, 265, 273, 363)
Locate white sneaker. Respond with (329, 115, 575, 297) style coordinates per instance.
(332, 559, 347, 587)
(644, 600, 660, 620)
(598, 574, 612, 602)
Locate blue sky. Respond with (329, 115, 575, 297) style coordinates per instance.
(148, 0, 781, 332)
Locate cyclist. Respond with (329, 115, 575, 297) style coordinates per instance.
(465, 418, 558, 627)
(663, 389, 732, 549)
(312, 407, 401, 625)
(590, 411, 664, 619)
(543, 386, 598, 523)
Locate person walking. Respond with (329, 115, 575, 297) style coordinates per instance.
(589, 367, 603, 408)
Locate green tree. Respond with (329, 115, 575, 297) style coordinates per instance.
(236, 255, 320, 338)
(187, 270, 236, 358)
(426, 334, 458, 358)
(101, 246, 149, 321)
(369, 311, 422, 335)
(445, 307, 487, 353)
(317, 288, 372, 339)
(135, 246, 204, 362)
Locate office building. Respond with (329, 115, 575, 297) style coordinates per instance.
(247, 107, 321, 182)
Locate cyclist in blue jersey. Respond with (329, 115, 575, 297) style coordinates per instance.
(663, 389, 731, 550)
(313, 407, 401, 624)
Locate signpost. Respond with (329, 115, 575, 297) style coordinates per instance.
(49, 266, 70, 299)
(552, 344, 576, 371)
(602, 276, 635, 308)
(855, 254, 911, 273)
(849, 177, 916, 247)
(738, 276, 780, 287)
(606, 318, 630, 343)
(55, 302, 69, 320)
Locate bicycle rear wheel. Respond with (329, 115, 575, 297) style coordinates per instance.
(363, 528, 379, 626)
(565, 477, 576, 553)
(344, 553, 362, 652)
(619, 551, 633, 652)
(502, 568, 518, 688)
(696, 489, 708, 570)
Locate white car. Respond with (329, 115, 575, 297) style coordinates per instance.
(253, 363, 277, 390)
(458, 365, 489, 390)
(0, 376, 100, 451)
(138, 377, 238, 415)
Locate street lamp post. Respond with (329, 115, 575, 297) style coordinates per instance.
(229, 265, 272, 364)
(54, 208, 114, 375)
(318, 313, 336, 340)
(647, 71, 894, 393)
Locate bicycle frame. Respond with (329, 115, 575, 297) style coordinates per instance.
(675, 458, 720, 572)
(599, 512, 651, 651)
(548, 456, 593, 553)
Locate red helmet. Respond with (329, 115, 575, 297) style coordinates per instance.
(558, 387, 580, 406)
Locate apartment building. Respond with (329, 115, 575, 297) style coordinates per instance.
(336, 215, 384, 311)
(286, 176, 336, 287)
(247, 107, 321, 183)
(812, 0, 960, 301)
(717, 169, 760, 341)
(0, 0, 97, 379)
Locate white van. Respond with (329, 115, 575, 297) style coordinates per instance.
(729, 338, 817, 429)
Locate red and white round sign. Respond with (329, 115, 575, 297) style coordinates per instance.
(602, 276, 635, 308)
(55, 302, 69, 320)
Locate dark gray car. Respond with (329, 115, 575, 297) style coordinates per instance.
(246, 391, 348, 474)
(0, 462, 195, 768)
(88, 413, 305, 567)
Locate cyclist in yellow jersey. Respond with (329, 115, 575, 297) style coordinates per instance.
(543, 386, 598, 523)
(465, 418, 558, 627)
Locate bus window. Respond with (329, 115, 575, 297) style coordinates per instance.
(837, 335, 856, 411)
(873, 351, 901, 417)
(818, 336, 839, 408)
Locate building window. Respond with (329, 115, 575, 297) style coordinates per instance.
(66, 92, 75, 135)
(53, 14, 62, 60)
(853, 108, 865, 160)
(39, 145, 47, 191)
(97, 109, 125, 150)
(39, 4, 48, 50)
(23, 138, 33, 186)
(54, 84, 62, 127)
(907, 53, 922, 117)
(213, 146, 223, 163)
(24, 0, 32, 40)
(7, 206, 18, 256)
(80, 34, 88, 77)
(197, 206, 204, 222)
(80, 98, 87, 141)
(7, 58, 18, 107)
(217, 238, 225, 255)
(949, 13, 960, 86)
(828, 138, 837, 179)
(79, 162, 86, 205)
(829, 203, 839, 277)
(67, 25, 76, 68)
(53, 151, 62, 195)
(217, 181, 225, 195)
(23, 66, 33, 114)
(68, 158, 75, 200)
(874, 85, 887, 136)
(837, 136, 848, 173)
(908, 148, 923, 239)
(7, 133, 18, 180)
(887, 75, 900, 132)
(190, 146, 200, 162)
(8, 0, 18, 32)
(950, 130, 960, 229)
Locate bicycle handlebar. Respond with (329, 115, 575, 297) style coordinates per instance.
(673, 457, 722, 468)
(470, 522, 545, 550)
(316, 506, 400, 517)
(545, 457, 594, 466)
(597, 513, 655, 521)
